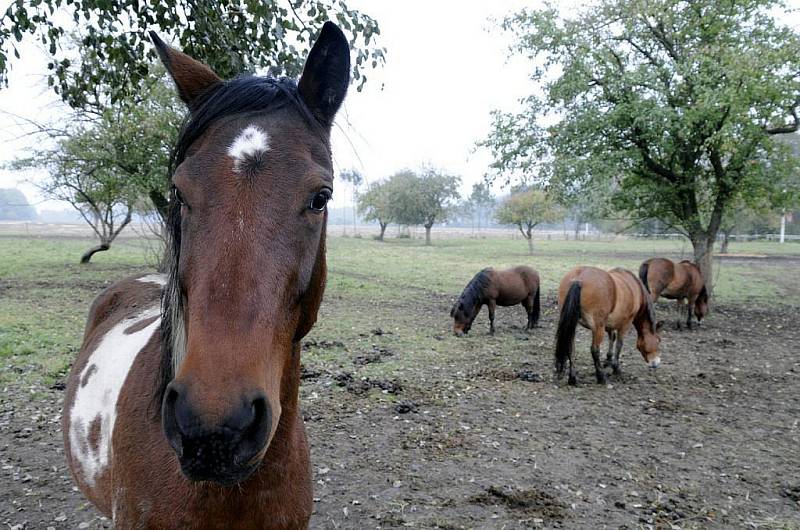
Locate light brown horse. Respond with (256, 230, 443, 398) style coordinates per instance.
(62, 23, 350, 529)
(639, 258, 709, 329)
(450, 266, 540, 336)
(555, 266, 663, 385)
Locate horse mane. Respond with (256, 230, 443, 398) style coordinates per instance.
(697, 283, 709, 303)
(153, 75, 326, 414)
(457, 269, 492, 317)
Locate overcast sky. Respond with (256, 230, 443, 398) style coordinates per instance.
(1, 0, 798, 212)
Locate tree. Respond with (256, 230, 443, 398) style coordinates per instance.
(10, 75, 182, 262)
(467, 182, 496, 232)
(357, 180, 392, 240)
(495, 188, 562, 254)
(1, 1, 384, 111)
(386, 168, 461, 246)
(0, 188, 36, 220)
(339, 168, 363, 235)
(483, 0, 800, 291)
(14, 129, 139, 263)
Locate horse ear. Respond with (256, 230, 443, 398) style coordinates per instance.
(298, 22, 350, 127)
(149, 31, 222, 108)
(655, 320, 665, 332)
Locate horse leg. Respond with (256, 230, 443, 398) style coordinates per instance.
(674, 300, 683, 330)
(686, 299, 694, 330)
(522, 298, 533, 330)
(612, 329, 624, 374)
(604, 330, 616, 367)
(591, 326, 607, 384)
(488, 299, 496, 335)
(567, 349, 577, 386)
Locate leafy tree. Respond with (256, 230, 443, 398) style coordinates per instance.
(467, 182, 496, 232)
(1, 1, 384, 110)
(14, 127, 139, 263)
(339, 168, 363, 234)
(483, 0, 800, 291)
(495, 188, 562, 254)
(386, 168, 461, 246)
(357, 180, 392, 240)
(11, 74, 182, 262)
(0, 188, 37, 220)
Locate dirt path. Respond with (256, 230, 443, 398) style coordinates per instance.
(2, 299, 799, 529)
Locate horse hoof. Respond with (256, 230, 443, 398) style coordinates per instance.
(596, 374, 607, 385)
(568, 376, 577, 386)
(612, 366, 621, 375)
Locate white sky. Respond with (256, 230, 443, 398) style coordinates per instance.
(1, 0, 798, 212)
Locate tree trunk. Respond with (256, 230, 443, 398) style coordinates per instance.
(720, 231, 731, 254)
(378, 222, 387, 241)
(81, 241, 110, 264)
(691, 235, 714, 294)
(526, 226, 533, 255)
(425, 224, 432, 246)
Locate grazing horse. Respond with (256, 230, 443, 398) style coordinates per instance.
(61, 23, 350, 529)
(450, 266, 540, 336)
(639, 258, 708, 329)
(555, 266, 663, 385)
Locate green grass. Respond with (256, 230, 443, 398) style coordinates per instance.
(0, 234, 797, 386)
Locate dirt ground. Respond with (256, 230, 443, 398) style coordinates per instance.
(2, 285, 799, 530)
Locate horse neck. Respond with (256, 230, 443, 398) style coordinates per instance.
(632, 305, 654, 338)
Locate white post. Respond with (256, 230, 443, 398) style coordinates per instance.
(584, 222, 589, 236)
(780, 212, 786, 244)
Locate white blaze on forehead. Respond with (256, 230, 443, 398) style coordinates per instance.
(228, 125, 269, 171)
(69, 305, 161, 486)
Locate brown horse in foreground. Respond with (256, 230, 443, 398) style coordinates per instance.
(62, 23, 350, 529)
(451, 266, 540, 336)
(639, 258, 709, 329)
(555, 266, 663, 385)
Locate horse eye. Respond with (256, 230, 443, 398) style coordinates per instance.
(309, 190, 331, 212)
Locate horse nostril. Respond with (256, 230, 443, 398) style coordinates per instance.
(162, 382, 185, 457)
(232, 395, 271, 466)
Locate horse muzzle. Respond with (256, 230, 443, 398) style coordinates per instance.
(649, 357, 661, 369)
(162, 382, 272, 485)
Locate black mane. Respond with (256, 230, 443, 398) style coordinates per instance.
(153, 75, 325, 414)
(455, 269, 492, 320)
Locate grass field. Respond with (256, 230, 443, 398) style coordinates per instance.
(1, 234, 798, 388)
(1, 233, 799, 529)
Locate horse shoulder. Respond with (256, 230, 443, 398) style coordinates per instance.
(63, 274, 164, 512)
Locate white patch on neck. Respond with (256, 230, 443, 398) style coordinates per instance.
(69, 306, 161, 486)
(137, 273, 167, 286)
(227, 125, 269, 172)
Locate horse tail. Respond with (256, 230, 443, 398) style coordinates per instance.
(532, 285, 541, 325)
(638, 262, 650, 293)
(555, 282, 581, 378)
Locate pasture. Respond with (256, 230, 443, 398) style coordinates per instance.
(1, 233, 799, 529)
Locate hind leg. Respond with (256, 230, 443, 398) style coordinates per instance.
(612, 326, 626, 374)
(674, 299, 684, 330)
(487, 300, 496, 335)
(686, 298, 695, 330)
(604, 330, 616, 367)
(567, 351, 578, 385)
(591, 326, 607, 384)
(522, 298, 534, 330)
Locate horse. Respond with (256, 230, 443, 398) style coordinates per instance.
(555, 266, 663, 385)
(639, 258, 708, 329)
(61, 22, 350, 529)
(450, 266, 540, 336)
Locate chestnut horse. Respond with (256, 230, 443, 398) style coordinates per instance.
(450, 266, 540, 336)
(61, 23, 350, 529)
(555, 266, 663, 385)
(639, 258, 708, 329)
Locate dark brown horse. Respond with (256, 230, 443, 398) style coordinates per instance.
(639, 258, 708, 329)
(451, 266, 540, 336)
(555, 266, 663, 385)
(62, 23, 350, 529)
